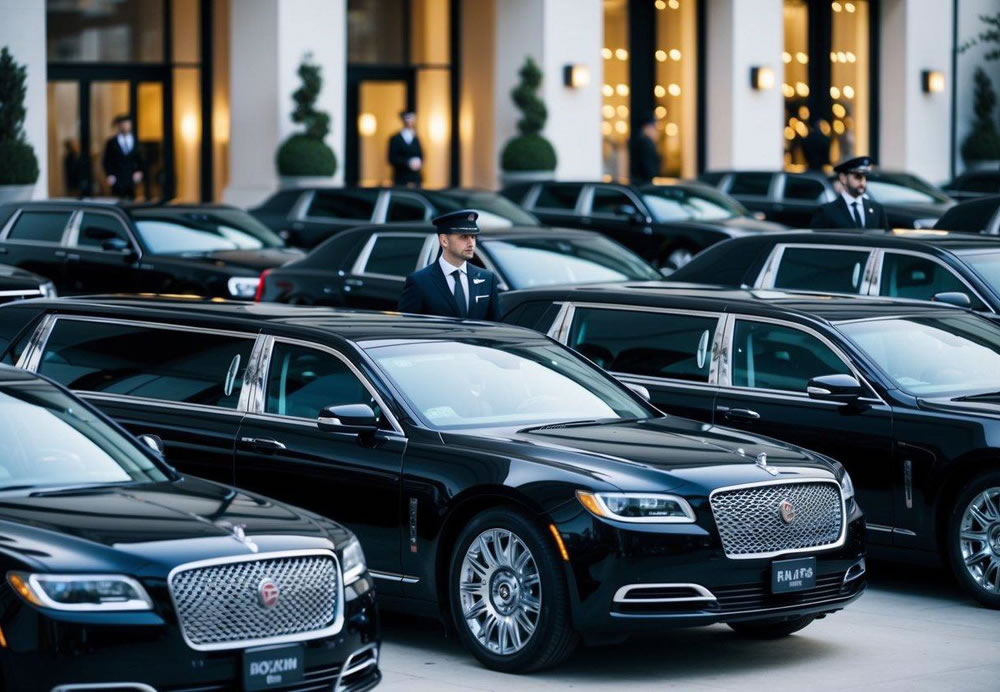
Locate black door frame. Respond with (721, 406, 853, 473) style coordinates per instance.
(345, 66, 417, 187)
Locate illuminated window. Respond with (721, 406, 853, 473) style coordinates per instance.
(602, 0, 630, 181)
(830, 0, 869, 163)
(783, 0, 810, 170)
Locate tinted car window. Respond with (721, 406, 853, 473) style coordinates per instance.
(728, 173, 773, 197)
(783, 177, 826, 201)
(958, 174, 999, 194)
(501, 301, 560, 333)
(307, 190, 378, 220)
(591, 188, 636, 216)
(934, 197, 999, 232)
(638, 185, 740, 222)
(265, 342, 375, 419)
(38, 320, 254, 409)
(386, 196, 428, 222)
(431, 191, 539, 226)
(132, 209, 284, 253)
(77, 212, 130, 249)
(866, 173, 951, 205)
(568, 307, 718, 382)
(6, 211, 72, 243)
(533, 184, 582, 210)
(774, 247, 870, 293)
(879, 253, 984, 309)
(732, 320, 851, 392)
(698, 172, 726, 186)
(363, 235, 427, 276)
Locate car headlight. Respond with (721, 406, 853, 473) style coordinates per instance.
(227, 276, 260, 299)
(576, 490, 696, 523)
(39, 282, 57, 299)
(912, 217, 939, 229)
(340, 536, 367, 585)
(839, 469, 855, 501)
(7, 572, 153, 611)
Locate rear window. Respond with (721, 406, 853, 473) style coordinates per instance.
(729, 173, 773, 197)
(499, 301, 561, 333)
(307, 190, 378, 220)
(6, 211, 72, 243)
(773, 247, 870, 294)
(534, 184, 583, 211)
(783, 176, 826, 201)
(362, 235, 427, 277)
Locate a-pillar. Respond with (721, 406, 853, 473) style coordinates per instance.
(705, 0, 785, 170)
(494, 0, 603, 182)
(224, 0, 346, 208)
(0, 1, 47, 199)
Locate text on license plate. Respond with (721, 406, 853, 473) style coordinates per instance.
(771, 556, 817, 593)
(243, 643, 304, 691)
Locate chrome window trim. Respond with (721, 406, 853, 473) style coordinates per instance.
(529, 183, 584, 214)
(51, 685, 157, 692)
(240, 334, 270, 413)
(0, 207, 76, 246)
(522, 183, 542, 209)
(76, 391, 247, 417)
(545, 302, 574, 342)
(720, 312, 885, 404)
(416, 233, 442, 268)
(302, 190, 381, 223)
(291, 190, 315, 221)
(869, 248, 993, 312)
(613, 583, 717, 603)
(369, 570, 420, 584)
(256, 335, 404, 435)
(755, 244, 877, 294)
(16, 313, 57, 372)
(581, 184, 645, 219)
(0, 289, 43, 298)
(350, 232, 427, 281)
(69, 208, 142, 258)
(708, 478, 847, 560)
(382, 191, 434, 223)
(166, 548, 344, 652)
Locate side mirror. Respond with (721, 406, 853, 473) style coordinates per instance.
(623, 381, 651, 401)
(932, 291, 972, 309)
(318, 403, 379, 435)
(101, 237, 132, 253)
(807, 374, 863, 404)
(137, 433, 165, 455)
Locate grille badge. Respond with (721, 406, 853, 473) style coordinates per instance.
(779, 499, 796, 524)
(258, 579, 279, 608)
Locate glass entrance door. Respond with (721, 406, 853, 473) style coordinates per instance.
(346, 69, 415, 187)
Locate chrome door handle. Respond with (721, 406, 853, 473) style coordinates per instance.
(240, 437, 287, 451)
(716, 406, 760, 421)
(345, 279, 363, 287)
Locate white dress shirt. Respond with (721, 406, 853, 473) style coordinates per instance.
(439, 255, 469, 310)
(118, 133, 134, 155)
(841, 191, 866, 228)
(401, 128, 415, 145)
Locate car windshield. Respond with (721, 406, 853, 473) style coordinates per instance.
(432, 191, 540, 227)
(132, 208, 285, 254)
(838, 314, 1000, 397)
(958, 250, 1000, 292)
(866, 173, 952, 205)
(0, 382, 168, 491)
(363, 339, 652, 430)
(482, 236, 661, 287)
(639, 185, 744, 222)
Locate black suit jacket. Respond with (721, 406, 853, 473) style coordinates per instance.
(388, 132, 423, 185)
(398, 262, 501, 321)
(102, 136, 145, 198)
(628, 134, 661, 185)
(810, 196, 890, 231)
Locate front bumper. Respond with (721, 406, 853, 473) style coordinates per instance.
(0, 577, 380, 692)
(553, 502, 867, 633)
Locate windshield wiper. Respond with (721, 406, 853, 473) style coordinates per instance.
(516, 418, 628, 433)
(952, 391, 1000, 402)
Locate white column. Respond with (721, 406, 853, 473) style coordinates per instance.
(224, 0, 346, 208)
(954, 0, 1000, 176)
(494, 0, 603, 182)
(705, 0, 784, 170)
(879, 0, 953, 182)
(0, 0, 47, 199)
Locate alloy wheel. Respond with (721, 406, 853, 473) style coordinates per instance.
(959, 486, 1000, 593)
(459, 528, 541, 656)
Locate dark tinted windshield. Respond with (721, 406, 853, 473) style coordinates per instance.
(431, 191, 539, 226)
(482, 235, 661, 287)
(0, 381, 168, 491)
(132, 208, 285, 253)
(958, 250, 1000, 293)
(935, 197, 999, 232)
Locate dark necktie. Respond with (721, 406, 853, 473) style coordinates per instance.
(451, 269, 468, 317)
(851, 200, 862, 228)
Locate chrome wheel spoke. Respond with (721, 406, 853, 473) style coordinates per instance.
(981, 491, 1000, 520)
(961, 529, 988, 543)
(968, 505, 992, 527)
(464, 598, 488, 620)
(479, 534, 498, 569)
(522, 573, 540, 588)
(521, 593, 541, 614)
(965, 546, 992, 567)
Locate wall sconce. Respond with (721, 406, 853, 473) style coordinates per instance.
(563, 64, 590, 89)
(358, 113, 377, 137)
(750, 66, 776, 91)
(922, 70, 945, 94)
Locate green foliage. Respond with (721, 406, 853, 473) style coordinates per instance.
(276, 134, 337, 176)
(501, 57, 556, 172)
(0, 46, 39, 184)
(959, 12, 1000, 62)
(963, 68, 1000, 162)
(277, 55, 336, 176)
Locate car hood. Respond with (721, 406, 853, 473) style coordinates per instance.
(156, 247, 305, 273)
(0, 263, 47, 289)
(917, 394, 1000, 420)
(0, 476, 348, 576)
(442, 416, 840, 494)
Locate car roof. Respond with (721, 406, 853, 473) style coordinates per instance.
(327, 222, 604, 240)
(0, 200, 244, 215)
(503, 281, 964, 324)
(0, 364, 46, 386)
(734, 229, 1000, 253)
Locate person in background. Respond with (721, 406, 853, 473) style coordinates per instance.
(628, 113, 661, 185)
(388, 110, 423, 186)
(802, 117, 831, 172)
(101, 114, 144, 200)
(810, 156, 889, 230)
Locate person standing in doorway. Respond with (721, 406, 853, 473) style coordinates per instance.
(397, 210, 501, 320)
(810, 156, 889, 230)
(388, 110, 423, 186)
(102, 114, 145, 200)
(628, 113, 661, 185)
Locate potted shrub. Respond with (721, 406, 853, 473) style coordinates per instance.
(961, 67, 1000, 170)
(500, 57, 557, 185)
(0, 46, 40, 202)
(276, 55, 337, 187)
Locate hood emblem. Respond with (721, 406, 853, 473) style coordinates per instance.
(756, 452, 779, 476)
(258, 579, 279, 608)
(217, 521, 259, 553)
(779, 499, 796, 524)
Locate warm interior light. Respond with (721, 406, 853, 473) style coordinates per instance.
(845, 2, 856, 12)
(429, 113, 447, 143)
(669, 49, 682, 61)
(614, 120, 628, 134)
(782, 51, 792, 64)
(668, 0, 679, 8)
(655, 0, 667, 9)
(751, 66, 776, 91)
(784, 127, 796, 141)
(832, 1, 842, 12)
(615, 48, 628, 61)
(796, 52, 809, 64)
(656, 50, 667, 62)
(358, 112, 377, 137)
(601, 121, 613, 135)
(602, 104, 615, 119)
(602, 84, 614, 97)
(601, 48, 612, 60)
(794, 121, 808, 137)
(922, 70, 945, 94)
(782, 83, 795, 98)
(655, 105, 667, 118)
(616, 83, 629, 96)
(795, 81, 810, 97)
(830, 86, 841, 99)
(819, 120, 832, 136)
(180, 112, 198, 142)
(667, 83, 682, 96)
(843, 85, 855, 99)
(563, 64, 590, 89)
(833, 120, 846, 134)
(665, 122, 679, 137)
(616, 105, 629, 117)
(654, 85, 666, 98)
(798, 106, 810, 120)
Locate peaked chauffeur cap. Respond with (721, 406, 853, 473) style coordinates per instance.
(833, 156, 873, 174)
(432, 209, 480, 235)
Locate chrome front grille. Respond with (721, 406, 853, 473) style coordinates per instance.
(709, 480, 844, 559)
(168, 550, 342, 651)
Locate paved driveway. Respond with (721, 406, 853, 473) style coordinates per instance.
(377, 561, 999, 691)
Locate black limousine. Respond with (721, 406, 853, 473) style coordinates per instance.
(502, 282, 1000, 607)
(0, 366, 379, 691)
(1, 298, 865, 672)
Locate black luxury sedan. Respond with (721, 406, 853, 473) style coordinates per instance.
(255, 223, 662, 307)
(0, 366, 379, 692)
(934, 195, 1000, 236)
(942, 167, 1000, 202)
(501, 282, 1000, 607)
(250, 187, 540, 249)
(698, 169, 954, 229)
(0, 263, 56, 303)
(500, 180, 786, 271)
(669, 230, 1000, 314)
(1, 298, 865, 672)
(0, 201, 303, 299)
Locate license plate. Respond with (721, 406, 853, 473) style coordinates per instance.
(243, 643, 305, 691)
(771, 557, 817, 593)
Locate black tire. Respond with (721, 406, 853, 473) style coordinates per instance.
(944, 470, 1000, 609)
(448, 508, 578, 673)
(727, 615, 816, 638)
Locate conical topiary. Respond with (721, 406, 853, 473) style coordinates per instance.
(276, 55, 337, 177)
(500, 57, 557, 172)
(0, 46, 40, 185)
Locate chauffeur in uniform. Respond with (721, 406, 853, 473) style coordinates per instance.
(388, 110, 424, 186)
(810, 155, 889, 230)
(398, 210, 501, 320)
